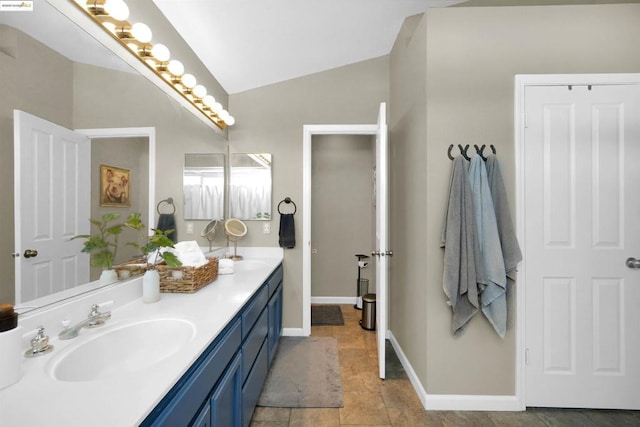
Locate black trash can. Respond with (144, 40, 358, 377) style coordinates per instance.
(360, 293, 376, 330)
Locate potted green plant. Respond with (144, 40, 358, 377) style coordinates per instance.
(73, 212, 140, 285)
(125, 213, 181, 303)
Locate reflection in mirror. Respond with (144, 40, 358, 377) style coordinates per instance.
(229, 153, 272, 221)
(0, 2, 152, 312)
(183, 154, 225, 221)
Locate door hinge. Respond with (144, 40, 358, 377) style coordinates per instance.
(524, 112, 528, 128)
(525, 348, 530, 365)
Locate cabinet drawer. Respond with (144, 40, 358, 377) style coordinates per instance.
(267, 265, 283, 298)
(143, 318, 241, 426)
(241, 309, 268, 383)
(241, 340, 269, 427)
(241, 285, 268, 338)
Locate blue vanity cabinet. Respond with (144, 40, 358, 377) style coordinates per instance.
(141, 263, 283, 427)
(267, 280, 283, 363)
(210, 352, 242, 426)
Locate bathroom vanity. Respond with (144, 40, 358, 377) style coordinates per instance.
(0, 248, 283, 427)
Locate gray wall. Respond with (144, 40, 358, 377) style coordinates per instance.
(311, 134, 375, 298)
(229, 56, 389, 328)
(389, 3, 640, 396)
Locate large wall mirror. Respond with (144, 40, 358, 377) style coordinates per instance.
(229, 153, 272, 221)
(183, 153, 225, 221)
(0, 1, 225, 312)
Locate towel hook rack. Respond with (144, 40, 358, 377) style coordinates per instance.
(277, 197, 297, 215)
(474, 144, 487, 161)
(157, 197, 176, 215)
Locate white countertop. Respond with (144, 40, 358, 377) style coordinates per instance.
(0, 248, 283, 427)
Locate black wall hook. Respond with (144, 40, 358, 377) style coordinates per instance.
(474, 144, 487, 161)
(458, 144, 471, 161)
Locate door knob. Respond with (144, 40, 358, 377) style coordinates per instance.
(385, 250, 393, 257)
(625, 257, 640, 269)
(23, 249, 38, 259)
(371, 251, 380, 257)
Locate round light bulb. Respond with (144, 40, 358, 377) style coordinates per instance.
(219, 110, 230, 121)
(167, 60, 184, 76)
(202, 95, 216, 108)
(225, 115, 235, 126)
(192, 85, 207, 98)
(131, 23, 152, 43)
(181, 74, 197, 89)
(151, 43, 170, 62)
(104, 0, 129, 21)
(212, 102, 223, 114)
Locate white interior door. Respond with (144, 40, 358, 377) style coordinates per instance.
(524, 84, 640, 409)
(14, 110, 90, 304)
(374, 102, 389, 379)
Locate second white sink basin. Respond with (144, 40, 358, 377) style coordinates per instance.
(48, 317, 196, 382)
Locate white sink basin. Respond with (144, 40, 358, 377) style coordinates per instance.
(47, 317, 196, 382)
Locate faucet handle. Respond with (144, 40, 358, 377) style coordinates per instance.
(89, 300, 114, 317)
(86, 300, 113, 328)
(24, 326, 54, 358)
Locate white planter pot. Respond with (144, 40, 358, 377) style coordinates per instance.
(99, 269, 118, 286)
(143, 269, 161, 303)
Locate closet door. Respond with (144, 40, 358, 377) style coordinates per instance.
(524, 84, 640, 409)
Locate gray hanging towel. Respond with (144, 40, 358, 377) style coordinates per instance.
(468, 154, 507, 338)
(279, 213, 295, 249)
(157, 213, 177, 243)
(440, 155, 480, 335)
(485, 154, 523, 281)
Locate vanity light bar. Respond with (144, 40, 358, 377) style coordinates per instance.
(71, 0, 235, 130)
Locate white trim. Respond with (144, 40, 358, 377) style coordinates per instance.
(388, 331, 521, 412)
(311, 296, 357, 305)
(514, 73, 640, 410)
(302, 124, 378, 337)
(75, 127, 156, 232)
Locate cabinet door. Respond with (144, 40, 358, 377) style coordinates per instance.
(268, 284, 283, 363)
(211, 352, 242, 427)
(191, 404, 211, 427)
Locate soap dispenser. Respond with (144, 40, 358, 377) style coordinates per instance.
(0, 304, 22, 389)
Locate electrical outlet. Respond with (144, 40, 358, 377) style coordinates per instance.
(263, 222, 271, 234)
(186, 222, 194, 234)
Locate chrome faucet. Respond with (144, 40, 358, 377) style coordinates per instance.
(58, 301, 113, 340)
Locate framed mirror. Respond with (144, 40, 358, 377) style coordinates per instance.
(229, 153, 272, 220)
(183, 153, 225, 221)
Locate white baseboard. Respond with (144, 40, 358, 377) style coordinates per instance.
(282, 328, 307, 337)
(310, 296, 357, 305)
(387, 331, 522, 412)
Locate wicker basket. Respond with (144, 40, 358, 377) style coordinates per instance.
(113, 259, 148, 280)
(156, 257, 219, 293)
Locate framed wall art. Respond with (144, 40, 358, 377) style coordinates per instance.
(100, 164, 130, 207)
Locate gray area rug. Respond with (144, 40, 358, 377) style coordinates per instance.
(311, 305, 344, 326)
(257, 337, 343, 408)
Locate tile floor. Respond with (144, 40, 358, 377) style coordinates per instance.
(250, 304, 640, 426)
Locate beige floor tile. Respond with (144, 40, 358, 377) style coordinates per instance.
(311, 325, 335, 337)
(387, 408, 440, 426)
(379, 380, 423, 409)
(289, 408, 341, 427)
(341, 366, 384, 393)
(339, 392, 391, 425)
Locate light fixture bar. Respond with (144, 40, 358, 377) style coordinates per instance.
(71, 0, 234, 130)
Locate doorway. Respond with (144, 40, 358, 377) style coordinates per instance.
(516, 74, 640, 409)
(303, 102, 389, 379)
(310, 134, 376, 305)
